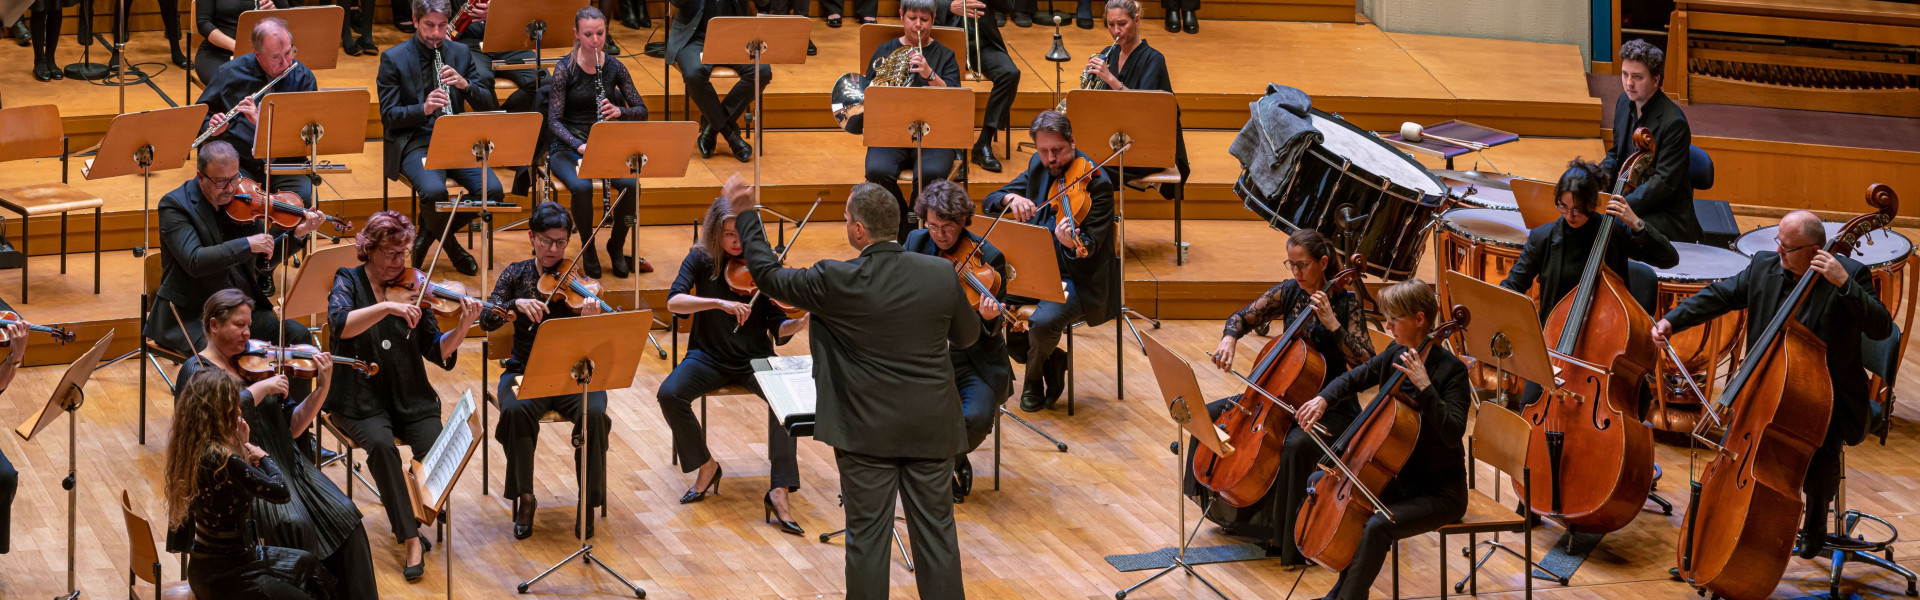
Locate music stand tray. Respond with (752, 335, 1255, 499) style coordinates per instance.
(966, 217, 1065, 303)
(235, 6, 346, 70)
(425, 111, 544, 272)
(1122, 330, 1233, 600)
(16, 330, 116, 600)
(862, 86, 975, 151)
(703, 16, 813, 65)
(578, 121, 700, 180)
(255, 90, 370, 161)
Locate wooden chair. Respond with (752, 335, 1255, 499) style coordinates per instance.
(319, 412, 402, 503)
(0, 104, 105, 304)
(1439, 402, 1539, 598)
(139, 253, 191, 445)
(121, 490, 194, 600)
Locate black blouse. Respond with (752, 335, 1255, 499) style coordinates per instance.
(187, 452, 289, 555)
(1223, 280, 1374, 391)
(546, 52, 648, 152)
(480, 258, 601, 368)
(196, 0, 292, 42)
(324, 265, 457, 422)
(668, 249, 788, 367)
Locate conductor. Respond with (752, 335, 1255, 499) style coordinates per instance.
(724, 174, 979, 600)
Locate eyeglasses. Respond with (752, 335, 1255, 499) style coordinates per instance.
(200, 171, 241, 189)
(1285, 260, 1315, 271)
(1775, 236, 1818, 254)
(532, 234, 570, 249)
(376, 246, 409, 261)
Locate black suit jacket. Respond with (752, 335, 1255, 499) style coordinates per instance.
(667, 0, 758, 61)
(737, 210, 982, 459)
(941, 0, 1011, 54)
(1663, 252, 1892, 446)
(377, 37, 500, 180)
(1500, 216, 1678, 322)
(982, 150, 1122, 326)
(146, 179, 303, 354)
(1319, 342, 1471, 498)
(903, 229, 1012, 399)
(1599, 90, 1699, 243)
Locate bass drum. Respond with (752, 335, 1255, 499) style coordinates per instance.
(1240, 109, 1449, 280)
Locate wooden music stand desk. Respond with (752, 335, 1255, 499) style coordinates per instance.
(1511, 177, 1558, 231)
(16, 331, 115, 600)
(579, 120, 699, 317)
(1121, 329, 1233, 599)
(235, 6, 346, 70)
(705, 16, 811, 201)
(82, 104, 207, 260)
(425, 111, 544, 273)
(481, 0, 588, 54)
(1444, 271, 1557, 394)
(255, 89, 370, 162)
(967, 217, 1065, 303)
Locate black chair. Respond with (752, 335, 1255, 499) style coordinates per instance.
(1807, 325, 1919, 598)
(1687, 144, 1714, 191)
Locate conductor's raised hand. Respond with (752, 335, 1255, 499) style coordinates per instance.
(722, 174, 756, 216)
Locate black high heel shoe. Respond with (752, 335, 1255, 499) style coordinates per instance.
(679, 463, 723, 504)
(403, 537, 430, 581)
(513, 494, 536, 540)
(763, 490, 804, 536)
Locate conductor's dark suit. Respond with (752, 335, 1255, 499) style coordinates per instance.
(146, 178, 315, 356)
(736, 209, 979, 600)
(377, 36, 502, 260)
(1599, 89, 1700, 243)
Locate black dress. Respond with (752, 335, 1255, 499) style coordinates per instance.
(172, 356, 380, 600)
(182, 451, 335, 600)
(1103, 39, 1190, 200)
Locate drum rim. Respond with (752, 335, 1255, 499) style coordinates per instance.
(1438, 208, 1528, 247)
(1735, 223, 1914, 269)
(1307, 108, 1449, 200)
(1656, 242, 1750, 283)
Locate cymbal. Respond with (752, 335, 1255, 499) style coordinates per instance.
(1431, 169, 1513, 191)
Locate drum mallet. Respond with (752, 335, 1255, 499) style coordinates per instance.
(1400, 122, 1490, 151)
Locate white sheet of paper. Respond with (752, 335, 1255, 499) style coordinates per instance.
(418, 391, 476, 509)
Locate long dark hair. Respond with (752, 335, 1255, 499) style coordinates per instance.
(698, 197, 736, 281)
(163, 370, 245, 528)
(1556, 158, 1606, 214)
(1287, 228, 1341, 281)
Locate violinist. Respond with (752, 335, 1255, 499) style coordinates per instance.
(197, 18, 320, 206)
(1087, 0, 1189, 198)
(479, 202, 613, 540)
(0, 300, 26, 556)
(1295, 279, 1469, 600)
(862, 0, 964, 234)
(170, 289, 380, 600)
(1653, 210, 1892, 558)
(659, 197, 810, 535)
(902, 179, 1010, 502)
(983, 110, 1120, 413)
(323, 210, 480, 581)
(1183, 229, 1373, 560)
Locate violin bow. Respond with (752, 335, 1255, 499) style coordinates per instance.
(735, 198, 824, 332)
(542, 188, 628, 307)
(951, 202, 1014, 277)
(1037, 141, 1133, 249)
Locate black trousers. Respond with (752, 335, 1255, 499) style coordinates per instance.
(193, 43, 232, 84)
(116, 0, 182, 44)
(656, 350, 801, 490)
(956, 362, 1003, 452)
(329, 411, 442, 542)
(835, 449, 964, 600)
(865, 146, 958, 234)
(0, 449, 14, 554)
(340, 0, 374, 47)
(495, 371, 611, 507)
(1316, 477, 1466, 600)
(672, 41, 772, 134)
(1802, 430, 1847, 537)
(1006, 295, 1083, 394)
(1161, 0, 1198, 11)
(323, 525, 378, 600)
(974, 47, 1019, 142)
(817, 0, 877, 19)
(1012, 0, 1090, 18)
(29, 0, 63, 66)
(483, 51, 545, 113)
(768, 0, 810, 15)
(400, 147, 500, 256)
(548, 146, 638, 254)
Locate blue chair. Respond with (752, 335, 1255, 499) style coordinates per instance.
(1688, 145, 1714, 191)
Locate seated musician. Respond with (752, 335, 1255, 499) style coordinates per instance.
(198, 17, 321, 207)
(324, 211, 481, 581)
(377, 0, 503, 277)
(547, 7, 651, 280)
(1653, 210, 1892, 557)
(0, 312, 26, 556)
(171, 289, 380, 600)
(194, 0, 290, 84)
(944, 0, 1020, 173)
(1600, 39, 1700, 243)
(1182, 229, 1373, 560)
(665, 0, 768, 163)
(448, 0, 544, 114)
(479, 202, 612, 541)
(1087, 0, 1189, 197)
(903, 180, 1011, 502)
(1295, 278, 1470, 600)
(982, 110, 1120, 413)
(863, 0, 965, 234)
(658, 197, 810, 535)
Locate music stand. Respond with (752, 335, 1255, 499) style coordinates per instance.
(1067, 89, 1177, 401)
(405, 391, 481, 600)
(83, 104, 207, 259)
(235, 6, 347, 70)
(864, 85, 972, 226)
(425, 111, 542, 277)
(515, 310, 653, 597)
(966, 216, 1072, 454)
(1442, 271, 1557, 404)
(704, 16, 811, 202)
(1510, 177, 1558, 231)
(483, 0, 585, 203)
(15, 330, 116, 600)
(1120, 330, 1231, 600)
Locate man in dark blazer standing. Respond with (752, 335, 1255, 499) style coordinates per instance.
(1654, 210, 1892, 557)
(667, 0, 769, 163)
(727, 174, 978, 600)
(378, 0, 501, 276)
(1599, 38, 1700, 243)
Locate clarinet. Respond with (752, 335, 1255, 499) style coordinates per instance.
(592, 50, 612, 209)
(433, 45, 453, 117)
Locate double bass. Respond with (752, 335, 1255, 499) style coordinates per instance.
(1192, 254, 1366, 507)
(1295, 306, 1470, 571)
(1676, 184, 1898, 600)
(1515, 127, 1659, 534)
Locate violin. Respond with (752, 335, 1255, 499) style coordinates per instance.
(940, 237, 1004, 309)
(1294, 305, 1470, 572)
(539, 259, 618, 314)
(0, 311, 77, 347)
(235, 339, 378, 381)
(1516, 127, 1659, 535)
(1193, 255, 1366, 507)
(1676, 185, 1898, 600)
(1006, 304, 1038, 333)
(1045, 155, 1099, 258)
(724, 256, 802, 317)
(385, 267, 516, 323)
(228, 177, 354, 235)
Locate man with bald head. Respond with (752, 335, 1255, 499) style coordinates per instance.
(1653, 209, 1892, 558)
(198, 17, 321, 208)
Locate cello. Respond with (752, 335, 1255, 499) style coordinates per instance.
(1295, 305, 1470, 571)
(1675, 184, 1898, 600)
(1515, 127, 1659, 534)
(1192, 254, 1366, 507)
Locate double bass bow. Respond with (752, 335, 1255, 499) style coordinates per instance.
(1675, 184, 1899, 600)
(1515, 127, 1659, 535)
(1294, 306, 1471, 572)
(1192, 254, 1366, 507)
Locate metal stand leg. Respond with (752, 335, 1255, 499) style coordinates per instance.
(1114, 420, 1230, 600)
(519, 368, 644, 598)
(997, 406, 1069, 452)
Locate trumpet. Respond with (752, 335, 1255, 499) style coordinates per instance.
(191, 60, 305, 150)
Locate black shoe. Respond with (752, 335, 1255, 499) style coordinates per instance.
(1183, 10, 1197, 34)
(9, 19, 28, 46)
(1076, 16, 1093, 29)
(1795, 529, 1827, 559)
(861, 16, 877, 24)
(317, 447, 340, 466)
(357, 39, 378, 55)
(636, 9, 652, 29)
(607, 239, 631, 278)
(807, 40, 817, 56)
(971, 143, 1002, 173)
(33, 61, 52, 82)
(395, 19, 416, 34)
(763, 490, 804, 535)
(953, 455, 973, 503)
(171, 42, 189, 68)
(724, 129, 753, 162)
(574, 513, 595, 539)
(344, 40, 364, 56)
(1165, 10, 1180, 32)
(1019, 390, 1046, 413)
(620, 0, 641, 28)
(826, 16, 842, 27)
(605, 38, 623, 56)
(402, 539, 426, 581)
(995, 12, 1007, 27)
(513, 494, 536, 540)
(581, 246, 603, 279)
(696, 122, 717, 159)
(1014, 12, 1032, 27)
(1042, 352, 1068, 407)
(449, 246, 480, 276)
(680, 463, 723, 503)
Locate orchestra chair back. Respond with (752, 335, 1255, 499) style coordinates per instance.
(121, 490, 194, 600)
(140, 252, 189, 445)
(1436, 402, 1540, 599)
(1814, 322, 1920, 598)
(0, 104, 105, 304)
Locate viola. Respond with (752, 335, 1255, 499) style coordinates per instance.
(1516, 127, 1659, 535)
(0, 311, 77, 347)
(539, 259, 618, 314)
(1006, 304, 1039, 333)
(1676, 184, 1897, 600)
(385, 267, 516, 323)
(1044, 156, 1099, 258)
(939, 237, 1004, 308)
(228, 177, 354, 235)
(1193, 255, 1366, 507)
(235, 339, 378, 381)
(1295, 305, 1470, 572)
(724, 255, 803, 318)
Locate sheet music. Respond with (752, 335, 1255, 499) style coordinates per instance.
(418, 391, 476, 509)
(754, 359, 817, 429)
(765, 355, 812, 371)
